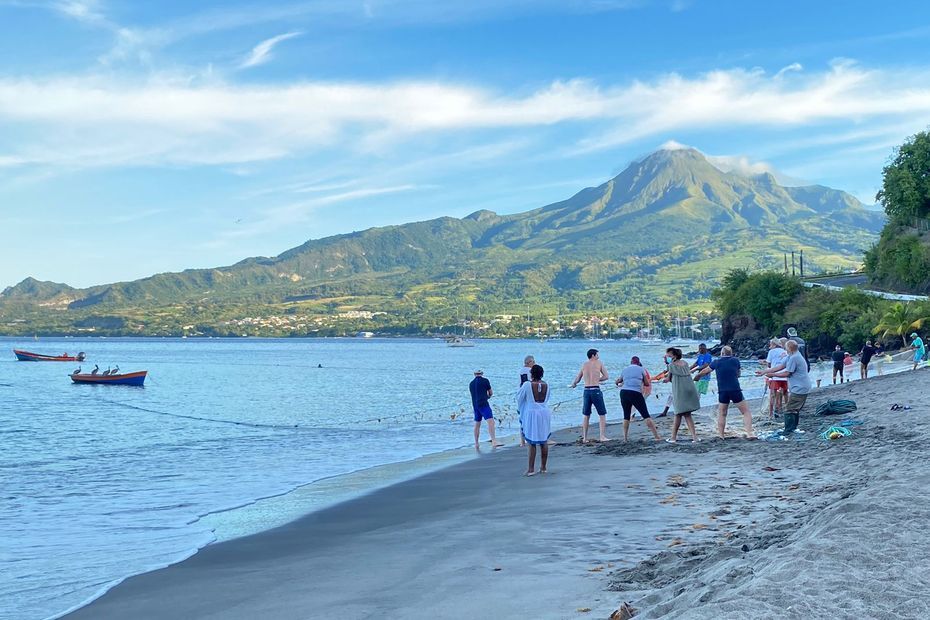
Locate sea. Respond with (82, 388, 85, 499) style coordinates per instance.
(1, 335, 894, 619)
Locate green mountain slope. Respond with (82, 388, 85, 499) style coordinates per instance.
(0, 148, 884, 336)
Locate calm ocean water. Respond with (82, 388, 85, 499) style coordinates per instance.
(2, 336, 792, 619)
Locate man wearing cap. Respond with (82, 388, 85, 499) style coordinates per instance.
(570, 348, 610, 443)
(786, 327, 810, 371)
(758, 339, 811, 437)
(469, 370, 502, 449)
(911, 333, 926, 371)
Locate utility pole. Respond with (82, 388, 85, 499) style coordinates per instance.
(791, 251, 796, 276)
(799, 250, 804, 278)
(784, 253, 788, 274)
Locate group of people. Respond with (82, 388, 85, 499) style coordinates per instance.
(467, 326, 927, 475)
(468, 339, 812, 476)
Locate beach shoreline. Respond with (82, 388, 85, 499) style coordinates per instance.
(62, 368, 930, 619)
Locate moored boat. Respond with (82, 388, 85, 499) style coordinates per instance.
(15, 349, 86, 362)
(70, 371, 147, 386)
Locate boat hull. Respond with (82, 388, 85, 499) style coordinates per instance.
(15, 349, 85, 362)
(71, 371, 147, 386)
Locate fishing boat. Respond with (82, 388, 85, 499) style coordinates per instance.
(15, 349, 85, 362)
(70, 370, 147, 386)
(447, 336, 475, 348)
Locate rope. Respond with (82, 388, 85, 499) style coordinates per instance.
(819, 426, 852, 441)
(91, 396, 321, 432)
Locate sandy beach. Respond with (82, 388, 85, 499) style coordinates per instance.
(64, 368, 930, 619)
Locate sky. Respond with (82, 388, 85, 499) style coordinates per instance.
(2, 0, 930, 289)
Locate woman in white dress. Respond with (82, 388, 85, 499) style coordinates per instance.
(516, 364, 552, 476)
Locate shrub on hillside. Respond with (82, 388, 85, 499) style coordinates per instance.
(711, 270, 802, 334)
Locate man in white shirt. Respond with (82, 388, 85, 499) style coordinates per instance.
(758, 340, 812, 437)
(763, 339, 789, 418)
(518, 355, 535, 447)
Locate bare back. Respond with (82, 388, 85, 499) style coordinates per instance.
(580, 359, 607, 386)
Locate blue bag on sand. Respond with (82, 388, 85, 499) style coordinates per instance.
(815, 400, 857, 416)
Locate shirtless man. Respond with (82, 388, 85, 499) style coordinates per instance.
(570, 349, 610, 443)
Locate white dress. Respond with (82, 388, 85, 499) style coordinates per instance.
(516, 381, 552, 446)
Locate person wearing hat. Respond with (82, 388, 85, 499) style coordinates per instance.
(786, 327, 810, 371)
(469, 370, 502, 449)
(910, 333, 926, 371)
(615, 356, 663, 442)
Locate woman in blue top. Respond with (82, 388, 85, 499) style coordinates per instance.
(911, 333, 926, 371)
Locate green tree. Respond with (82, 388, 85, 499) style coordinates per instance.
(872, 302, 929, 347)
(877, 130, 930, 223)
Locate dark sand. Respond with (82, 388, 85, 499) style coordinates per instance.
(64, 368, 930, 619)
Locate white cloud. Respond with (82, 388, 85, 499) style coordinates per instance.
(652, 140, 801, 184)
(239, 31, 303, 69)
(1, 61, 930, 171)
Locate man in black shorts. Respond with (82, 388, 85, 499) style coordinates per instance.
(695, 345, 756, 439)
(859, 340, 876, 379)
(831, 344, 845, 384)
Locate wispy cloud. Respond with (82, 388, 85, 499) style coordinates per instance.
(239, 31, 303, 69)
(2, 60, 930, 172)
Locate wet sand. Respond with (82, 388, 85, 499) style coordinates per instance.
(64, 368, 930, 619)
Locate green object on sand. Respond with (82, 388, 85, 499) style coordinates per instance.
(815, 400, 857, 416)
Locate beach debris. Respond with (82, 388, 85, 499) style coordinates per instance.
(588, 566, 605, 572)
(762, 466, 780, 472)
(493, 567, 502, 571)
(609, 602, 637, 619)
(819, 426, 852, 441)
(788, 483, 801, 491)
(690, 523, 708, 530)
(667, 538, 685, 547)
(666, 475, 688, 488)
(659, 494, 678, 505)
(576, 607, 591, 613)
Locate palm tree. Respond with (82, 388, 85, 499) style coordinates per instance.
(873, 302, 930, 347)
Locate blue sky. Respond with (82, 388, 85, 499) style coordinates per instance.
(2, 0, 930, 289)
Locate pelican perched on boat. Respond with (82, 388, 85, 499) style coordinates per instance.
(91, 365, 99, 375)
(72, 367, 81, 375)
(111, 365, 119, 375)
(102, 367, 111, 376)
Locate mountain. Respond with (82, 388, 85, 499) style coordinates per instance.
(0, 148, 885, 336)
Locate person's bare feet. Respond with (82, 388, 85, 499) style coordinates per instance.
(539, 469, 548, 474)
(491, 442, 504, 447)
(598, 436, 611, 442)
(524, 470, 536, 477)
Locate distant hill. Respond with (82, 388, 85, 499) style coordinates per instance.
(0, 148, 885, 336)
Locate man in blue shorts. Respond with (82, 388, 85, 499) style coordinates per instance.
(469, 370, 502, 449)
(695, 345, 756, 439)
(570, 349, 610, 443)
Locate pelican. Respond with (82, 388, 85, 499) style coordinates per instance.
(72, 367, 81, 375)
(102, 367, 111, 376)
(91, 365, 99, 375)
(111, 365, 119, 375)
